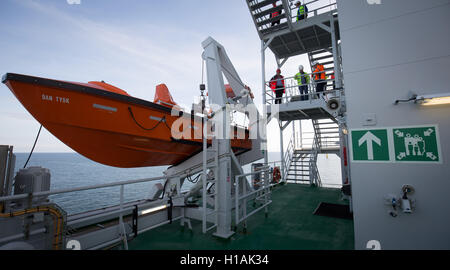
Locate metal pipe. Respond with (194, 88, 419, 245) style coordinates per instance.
(261, 40, 269, 165)
(235, 175, 239, 227)
(202, 115, 207, 233)
(0, 228, 46, 244)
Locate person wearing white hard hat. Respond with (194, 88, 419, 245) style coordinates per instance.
(295, 1, 308, 21)
(294, 65, 310, 101)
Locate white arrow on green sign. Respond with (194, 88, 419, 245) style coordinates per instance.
(351, 129, 390, 162)
(358, 131, 381, 160)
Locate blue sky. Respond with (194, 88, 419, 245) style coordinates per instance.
(0, 0, 309, 153)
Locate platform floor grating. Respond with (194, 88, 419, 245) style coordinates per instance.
(128, 184, 354, 250)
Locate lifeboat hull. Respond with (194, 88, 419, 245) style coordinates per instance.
(2, 73, 251, 168)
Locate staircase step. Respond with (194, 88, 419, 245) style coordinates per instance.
(317, 60, 335, 66)
(309, 48, 332, 55)
(250, 0, 279, 11)
(310, 55, 334, 62)
(318, 131, 339, 135)
(316, 127, 339, 130)
(317, 121, 336, 125)
(288, 169, 309, 172)
(253, 5, 284, 19)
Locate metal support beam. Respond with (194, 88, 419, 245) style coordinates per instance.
(279, 57, 289, 68)
(279, 120, 285, 181)
(0, 146, 8, 198)
(263, 37, 275, 51)
(281, 120, 292, 131)
(281, 0, 293, 30)
(262, 40, 269, 165)
(316, 23, 331, 33)
(330, 15, 342, 89)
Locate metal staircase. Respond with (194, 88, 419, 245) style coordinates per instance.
(247, 0, 349, 189)
(286, 150, 312, 184)
(247, 0, 339, 58)
(285, 118, 338, 186)
(312, 118, 340, 152)
(248, 0, 290, 36)
(308, 47, 340, 91)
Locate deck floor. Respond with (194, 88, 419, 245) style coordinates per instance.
(128, 184, 354, 250)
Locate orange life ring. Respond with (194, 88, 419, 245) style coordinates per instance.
(273, 166, 281, 183)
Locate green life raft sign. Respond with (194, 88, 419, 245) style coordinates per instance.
(350, 125, 442, 163)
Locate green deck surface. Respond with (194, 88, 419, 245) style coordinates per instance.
(128, 184, 354, 250)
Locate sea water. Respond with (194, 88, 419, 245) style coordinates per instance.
(12, 152, 341, 215)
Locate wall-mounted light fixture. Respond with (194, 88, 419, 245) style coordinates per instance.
(416, 93, 450, 106)
(395, 92, 450, 106)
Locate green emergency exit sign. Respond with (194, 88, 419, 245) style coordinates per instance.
(350, 125, 442, 163)
(392, 126, 440, 162)
(351, 129, 390, 161)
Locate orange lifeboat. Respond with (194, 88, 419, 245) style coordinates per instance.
(2, 73, 252, 168)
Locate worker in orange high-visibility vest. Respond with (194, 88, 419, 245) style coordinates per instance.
(270, 2, 282, 27)
(312, 61, 327, 98)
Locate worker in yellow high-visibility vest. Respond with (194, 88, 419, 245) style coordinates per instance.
(295, 1, 308, 21)
(294, 65, 310, 101)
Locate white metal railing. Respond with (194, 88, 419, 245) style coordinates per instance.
(254, 0, 338, 31)
(309, 134, 320, 186)
(288, 0, 337, 22)
(310, 124, 322, 187)
(234, 168, 274, 228)
(265, 76, 341, 105)
(0, 173, 186, 249)
(282, 133, 296, 182)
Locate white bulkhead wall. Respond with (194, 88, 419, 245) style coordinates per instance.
(337, 0, 450, 249)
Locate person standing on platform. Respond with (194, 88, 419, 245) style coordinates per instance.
(270, 69, 285, 104)
(271, 3, 283, 27)
(294, 65, 310, 101)
(295, 1, 308, 21)
(312, 61, 327, 98)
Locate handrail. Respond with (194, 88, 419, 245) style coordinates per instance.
(0, 174, 180, 203)
(308, 122, 323, 187)
(251, 0, 337, 31)
(266, 87, 342, 105)
(288, 0, 337, 20)
(282, 133, 296, 182)
(235, 168, 274, 227)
